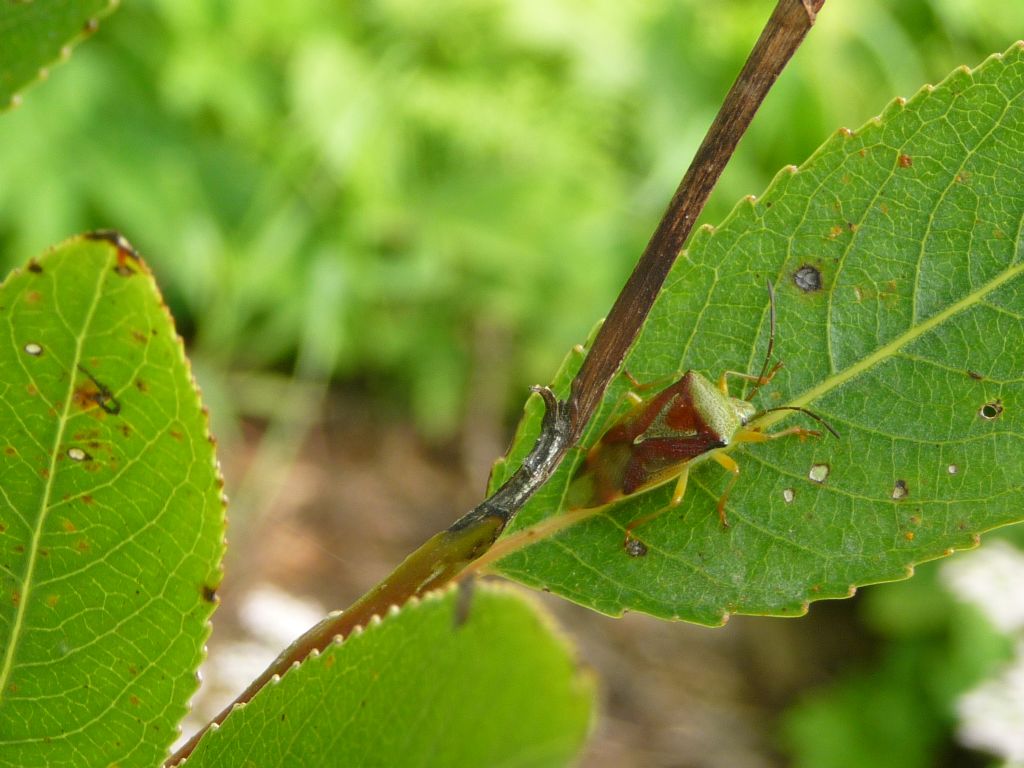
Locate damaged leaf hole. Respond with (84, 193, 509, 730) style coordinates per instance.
(808, 463, 830, 484)
(891, 479, 909, 500)
(947, 464, 959, 475)
(24, 343, 42, 356)
(782, 488, 795, 504)
(793, 265, 822, 292)
(979, 400, 1003, 420)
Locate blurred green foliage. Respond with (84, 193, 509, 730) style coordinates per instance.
(1, 0, 1021, 435)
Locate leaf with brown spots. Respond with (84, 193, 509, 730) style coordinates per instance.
(487, 44, 1024, 625)
(0, 233, 225, 765)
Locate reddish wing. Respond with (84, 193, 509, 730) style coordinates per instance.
(568, 372, 725, 508)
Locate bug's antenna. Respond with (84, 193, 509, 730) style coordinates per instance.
(746, 280, 778, 401)
(759, 405, 840, 438)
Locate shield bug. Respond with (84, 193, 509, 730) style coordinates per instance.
(566, 282, 838, 555)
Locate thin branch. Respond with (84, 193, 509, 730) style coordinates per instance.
(567, 0, 825, 435)
(167, 2, 824, 763)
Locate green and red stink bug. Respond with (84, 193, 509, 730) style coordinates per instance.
(567, 282, 838, 557)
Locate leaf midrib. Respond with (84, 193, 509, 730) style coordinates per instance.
(480, 258, 1024, 573)
(774, 260, 1024, 422)
(0, 258, 109, 700)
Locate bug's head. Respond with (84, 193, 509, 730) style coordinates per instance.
(731, 398, 757, 426)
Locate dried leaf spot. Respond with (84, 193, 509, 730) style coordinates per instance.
(74, 365, 122, 415)
(84, 229, 140, 274)
(947, 464, 959, 475)
(625, 539, 648, 558)
(67, 447, 89, 462)
(114, 260, 136, 277)
(898, 154, 913, 168)
(782, 488, 795, 504)
(61, 518, 76, 533)
(23, 342, 42, 356)
(967, 370, 984, 380)
(27, 260, 42, 274)
(904, 531, 916, 541)
(979, 400, 1003, 420)
(202, 584, 218, 603)
(808, 463, 830, 483)
(794, 265, 822, 292)
(46, 595, 59, 608)
(891, 479, 909, 501)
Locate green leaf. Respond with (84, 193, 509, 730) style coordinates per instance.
(0, 233, 225, 766)
(488, 44, 1024, 625)
(0, 0, 117, 109)
(184, 583, 595, 768)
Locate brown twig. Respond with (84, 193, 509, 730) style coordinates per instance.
(167, 2, 824, 762)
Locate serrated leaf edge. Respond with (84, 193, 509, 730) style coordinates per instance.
(2, 0, 121, 112)
(178, 580, 592, 763)
(488, 41, 1024, 627)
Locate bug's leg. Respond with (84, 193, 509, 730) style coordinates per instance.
(710, 452, 740, 527)
(622, 465, 689, 555)
(734, 425, 821, 444)
(717, 361, 784, 396)
(710, 426, 824, 527)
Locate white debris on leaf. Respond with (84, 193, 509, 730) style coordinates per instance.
(956, 643, 1024, 763)
(941, 541, 1024, 633)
